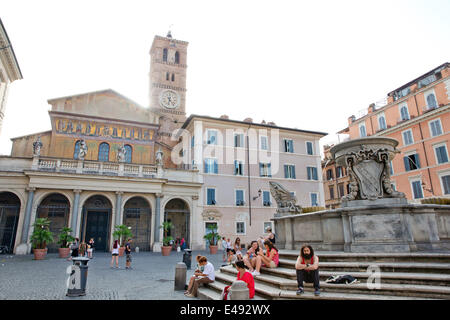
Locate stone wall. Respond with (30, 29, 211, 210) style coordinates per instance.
(273, 204, 450, 252)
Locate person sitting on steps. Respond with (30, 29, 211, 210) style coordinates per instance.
(252, 240, 279, 276)
(243, 240, 260, 272)
(295, 244, 320, 296)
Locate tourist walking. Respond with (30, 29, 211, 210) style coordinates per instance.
(87, 238, 95, 258)
(125, 238, 132, 270)
(295, 244, 320, 296)
(79, 241, 87, 257)
(110, 240, 120, 268)
(184, 256, 215, 298)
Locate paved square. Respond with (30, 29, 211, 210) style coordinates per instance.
(0, 250, 227, 300)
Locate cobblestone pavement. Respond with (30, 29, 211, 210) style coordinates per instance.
(0, 250, 229, 300)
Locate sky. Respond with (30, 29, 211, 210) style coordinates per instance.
(1, 0, 449, 155)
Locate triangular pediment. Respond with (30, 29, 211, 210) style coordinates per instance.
(47, 89, 158, 124)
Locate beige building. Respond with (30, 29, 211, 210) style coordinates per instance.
(0, 18, 22, 137)
(0, 31, 326, 254)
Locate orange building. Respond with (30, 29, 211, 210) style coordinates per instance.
(339, 62, 450, 202)
(322, 144, 350, 209)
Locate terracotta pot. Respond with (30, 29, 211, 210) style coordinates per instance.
(58, 247, 71, 258)
(33, 248, 48, 260)
(119, 246, 125, 257)
(161, 245, 172, 256)
(209, 245, 218, 254)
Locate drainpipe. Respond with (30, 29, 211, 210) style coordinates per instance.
(247, 124, 252, 226)
(413, 94, 434, 195)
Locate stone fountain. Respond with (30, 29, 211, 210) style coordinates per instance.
(272, 137, 450, 253)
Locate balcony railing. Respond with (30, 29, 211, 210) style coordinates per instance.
(35, 157, 157, 178)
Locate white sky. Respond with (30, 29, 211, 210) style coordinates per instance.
(1, 0, 449, 155)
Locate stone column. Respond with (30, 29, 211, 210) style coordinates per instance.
(115, 191, 123, 226)
(341, 211, 352, 252)
(190, 195, 198, 249)
(71, 190, 81, 237)
(153, 193, 163, 252)
(16, 187, 36, 255)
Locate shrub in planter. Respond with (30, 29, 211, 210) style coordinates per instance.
(159, 221, 174, 256)
(203, 224, 221, 254)
(112, 224, 133, 256)
(57, 227, 75, 258)
(30, 218, 54, 260)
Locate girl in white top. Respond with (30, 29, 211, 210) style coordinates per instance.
(110, 240, 120, 268)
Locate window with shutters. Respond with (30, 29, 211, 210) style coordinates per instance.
(206, 188, 216, 205)
(262, 191, 271, 206)
(378, 114, 387, 130)
(402, 129, 414, 146)
(204, 158, 218, 174)
(310, 193, 319, 207)
(234, 134, 244, 148)
(283, 139, 294, 153)
(235, 190, 245, 206)
(260, 136, 268, 150)
(426, 92, 438, 110)
(234, 160, 244, 176)
(236, 222, 245, 234)
(434, 144, 449, 164)
(307, 167, 318, 180)
(259, 163, 272, 177)
(404, 153, 420, 171)
(359, 123, 367, 137)
(338, 184, 345, 198)
(329, 186, 335, 200)
(429, 119, 443, 137)
(206, 130, 218, 145)
(306, 141, 314, 155)
(400, 104, 410, 121)
(410, 180, 424, 199)
(441, 175, 450, 195)
(284, 164, 296, 179)
(326, 169, 334, 180)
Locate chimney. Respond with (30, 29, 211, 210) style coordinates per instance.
(348, 115, 355, 125)
(243, 117, 253, 123)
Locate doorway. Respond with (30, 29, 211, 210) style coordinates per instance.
(81, 196, 112, 252)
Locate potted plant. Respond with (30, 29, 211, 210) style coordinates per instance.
(30, 217, 54, 260)
(203, 224, 221, 254)
(57, 227, 75, 258)
(159, 221, 174, 256)
(112, 224, 133, 256)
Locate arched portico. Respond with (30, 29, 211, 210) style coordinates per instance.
(163, 198, 190, 247)
(123, 196, 152, 251)
(80, 195, 113, 252)
(0, 192, 21, 253)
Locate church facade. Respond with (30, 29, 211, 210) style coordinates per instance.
(0, 32, 326, 254)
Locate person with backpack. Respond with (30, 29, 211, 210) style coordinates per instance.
(125, 238, 132, 270)
(295, 244, 320, 296)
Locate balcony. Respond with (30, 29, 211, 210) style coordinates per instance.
(35, 157, 157, 178)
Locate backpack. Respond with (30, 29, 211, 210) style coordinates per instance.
(325, 275, 359, 284)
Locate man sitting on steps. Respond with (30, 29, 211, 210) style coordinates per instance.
(295, 244, 320, 296)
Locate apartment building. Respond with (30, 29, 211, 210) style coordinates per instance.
(338, 62, 450, 202)
(180, 114, 326, 244)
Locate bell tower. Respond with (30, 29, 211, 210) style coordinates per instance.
(149, 31, 188, 133)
